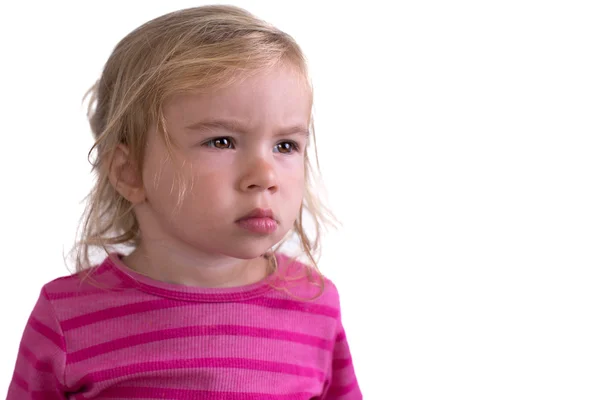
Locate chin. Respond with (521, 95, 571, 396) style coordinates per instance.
(222, 247, 272, 260)
(223, 235, 282, 260)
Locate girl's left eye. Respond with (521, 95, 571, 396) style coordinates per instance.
(204, 137, 234, 149)
(274, 141, 299, 154)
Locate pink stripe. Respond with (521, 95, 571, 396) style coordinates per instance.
(47, 290, 103, 300)
(62, 299, 182, 331)
(76, 357, 324, 386)
(69, 325, 332, 363)
(332, 358, 353, 369)
(63, 297, 337, 332)
(19, 344, 37, 365)
(328, 379, 359, 396)
(32, 391, 63, 400)
(99, 387, 311, 399)
(12, 372, 28, 391)
(29, 317, 64, 351)
(46, 284, 128, 300)
(243, 297, 338, 318)
(44, 265, 121, 301)
(336, 330, 346, 342)
(19, 344, 53, 373)
(44, 264, 112, 293)
(46, 289, 115, 301)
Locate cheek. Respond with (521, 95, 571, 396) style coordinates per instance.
(281, 155, 305, 175)
(141, 138, 176, 202)
(141, 153, 196, 205)
(283, 159, 306, 199)
(188, 172, 227, 197)
(142, 163, 177, 206)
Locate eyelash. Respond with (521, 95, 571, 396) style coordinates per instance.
(203, 137, 301, 154)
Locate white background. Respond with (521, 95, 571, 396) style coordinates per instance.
(1, 1, 599, 398)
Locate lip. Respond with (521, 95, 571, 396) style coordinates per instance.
(238, 208, 274, 220)
(236, 208, 277, 234)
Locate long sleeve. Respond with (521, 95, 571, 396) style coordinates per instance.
(322, 287, 362, 399)
(7, 287, 67, 399)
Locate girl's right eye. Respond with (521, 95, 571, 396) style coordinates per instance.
(204, 137, 234, 149)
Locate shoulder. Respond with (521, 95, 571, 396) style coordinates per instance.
(41, 259, 118, 298)
(37, 256, 130, 321)
(273, 252, 342, 311)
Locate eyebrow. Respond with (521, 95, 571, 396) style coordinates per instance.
(185, 119, 310, 137)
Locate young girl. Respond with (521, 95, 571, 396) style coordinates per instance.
(8, 5, 360, 400)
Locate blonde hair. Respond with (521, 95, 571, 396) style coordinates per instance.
(75, 5, 335, 283)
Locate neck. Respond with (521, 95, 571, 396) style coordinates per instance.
(122, 240, 270, 288)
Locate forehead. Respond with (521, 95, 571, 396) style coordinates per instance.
(163, 65, 312, 128)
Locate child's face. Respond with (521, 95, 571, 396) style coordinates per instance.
(137, 64, 310, 260)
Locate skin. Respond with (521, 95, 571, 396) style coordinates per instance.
(108, 64, 311, 288)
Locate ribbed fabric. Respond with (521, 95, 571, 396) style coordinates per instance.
(7, 253, 361, 399)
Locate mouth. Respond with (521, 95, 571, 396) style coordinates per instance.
(238, 208, 274, 220)
(236, 208, 278, 234)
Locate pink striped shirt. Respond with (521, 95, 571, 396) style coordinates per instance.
(7, 253, 361, 399)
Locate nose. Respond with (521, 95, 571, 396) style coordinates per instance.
(238, 156, 278, 193)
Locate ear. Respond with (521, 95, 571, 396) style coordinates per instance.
(108, 144, 146, 204)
